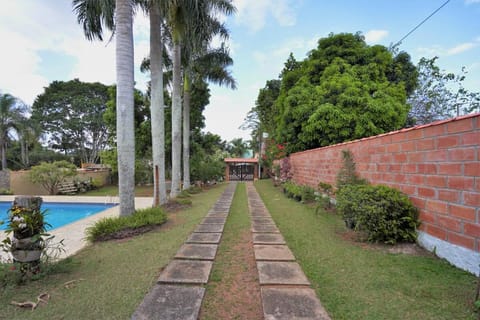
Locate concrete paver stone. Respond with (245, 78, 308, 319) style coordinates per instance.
(206, 212, 228, 217)
(252, 218, 275, 224)
(132, 285, 205, 320)
(195, 223, 225, 233)
(175, 244, 218, 260)
(186, 232, 222, 244)
(257, 261, 310, 285)
(252, 224, 280, 233)
(253, 233, 286, 245)
(261, 287, 331, 320)
(158, 260, 213, 284)
(254, 245, 295, 261)
(203, 217, 227, 224)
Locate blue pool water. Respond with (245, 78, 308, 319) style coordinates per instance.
(0, 202, 117, 231)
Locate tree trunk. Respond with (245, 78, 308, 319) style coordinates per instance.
(170, 41, 182, 198)
(115, 0, 135, 216)
(150, 3, 167, 206)
(182, 73, 191, 190)
(1, 140, 7, 170)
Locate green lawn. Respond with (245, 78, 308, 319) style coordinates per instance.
(0, 184, 227, 320)
(255, 179, 477, 320)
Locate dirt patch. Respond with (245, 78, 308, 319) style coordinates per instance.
(200, 230, 263, 320)
(338, 229, 432, 257)
(162, 200, 192, 213)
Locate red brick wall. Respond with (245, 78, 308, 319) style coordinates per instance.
(288, 113, 480, 253)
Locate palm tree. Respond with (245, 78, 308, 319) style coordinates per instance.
(182, 43, 236, 189)
(0, 94, 27, 170)
(166, 0, 235, 195)
(73, 0, 136, 216)
(148, 0, 167, 206)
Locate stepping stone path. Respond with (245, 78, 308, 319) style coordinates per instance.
(132, 183, 236, 320)
(247, 183, 331, 320)
(133, 182, 331, 320)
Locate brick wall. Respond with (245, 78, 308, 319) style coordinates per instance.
(287, 113, 480, 254)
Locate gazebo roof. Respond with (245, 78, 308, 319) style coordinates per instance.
(224, 157, 258, 164)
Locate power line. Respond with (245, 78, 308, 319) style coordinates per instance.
(394, 0, 451, 47)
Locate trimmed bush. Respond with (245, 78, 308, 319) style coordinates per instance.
(336, 184, 420, 244)
(86, 207, 167, 242)
(282, 181, 316, 203)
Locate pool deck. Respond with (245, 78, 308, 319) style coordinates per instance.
(0, 196, 153, 261)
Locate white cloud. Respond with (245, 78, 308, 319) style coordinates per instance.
(465, 0, 480, 4)
(364, 30, 389, 44)
(233, 0, 297, 32)
(0, 0, 153, 104)
(447, 42, 478, 56)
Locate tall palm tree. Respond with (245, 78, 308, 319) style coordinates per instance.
(182, 43, 236, 189)
(0, 93, 27, 170)
(148, 0, 167, 206)
(73, 0, 136, 216)
(166, 0, 235, 195)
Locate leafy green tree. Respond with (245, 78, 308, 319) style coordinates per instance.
(408, 57, 480, 125)
(273, 33, 416, 153)
(0, 93, 28, 170)
(190, 131, 227, 183)
(28, 160, 77, 195)
(31, 79, 110, 164)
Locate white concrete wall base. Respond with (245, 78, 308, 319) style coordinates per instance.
(418, 231, 480, 276)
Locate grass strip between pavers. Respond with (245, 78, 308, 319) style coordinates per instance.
(254, 179, 477, 320)
(0, 184, 227, 320)
(200, 182, 263, 320)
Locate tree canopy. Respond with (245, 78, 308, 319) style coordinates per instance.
(31, 79, 110, 164)
(407, 57, 480, 125)
(270, 33, 417, 153)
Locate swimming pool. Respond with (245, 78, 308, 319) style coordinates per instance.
(0, 202, 117, 231)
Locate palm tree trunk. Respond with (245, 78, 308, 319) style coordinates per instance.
(170, 41, 182, 198)
(1, 141, 6, 170)
(150, 3, 167, 205)
(182, 73, 191, 190)
(115, 0, 135, 216)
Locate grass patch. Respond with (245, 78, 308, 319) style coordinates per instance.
(86, 207, 167, 242)
(255, 180, 477, 320)
(81, 185, 154, 197)
(0, 184, 227, 319)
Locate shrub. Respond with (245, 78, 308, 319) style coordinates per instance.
(336, 184, 420, 244)
(86, 207, 167, 242)
(29, 161, 77, 195)
(336, 150, 368, 191)
(283, 181, 315, 203)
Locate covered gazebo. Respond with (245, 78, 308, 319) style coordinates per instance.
(224, 158, 259, 182)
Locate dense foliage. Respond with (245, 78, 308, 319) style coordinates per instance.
(28, 161, 77, 195)
(275, 33, 416, 153)
(31, 79, 110, 164)
(336, 184, 420, 244)
(245, 32, 417, 155)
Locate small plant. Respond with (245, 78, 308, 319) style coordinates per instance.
(336, 150, 368, 191)
(279, 157, 292, 182)
(0, 188, 13, 195)
(315, 182, 334, 213)
(336, 184, 420, 244)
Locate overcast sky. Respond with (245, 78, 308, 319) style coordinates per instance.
(0, 0, 479, 142)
